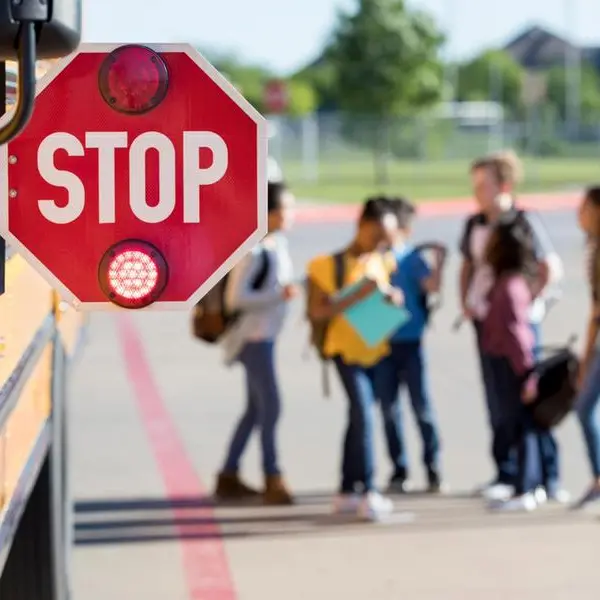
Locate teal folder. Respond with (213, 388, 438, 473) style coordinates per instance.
(335, 278, 412, 348)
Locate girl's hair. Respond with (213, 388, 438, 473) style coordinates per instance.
(585, 186, 600, 208)
(486, 218, 536, 279)
(471, 149, 523, 187)
(359, 196, 395, 223)
(268, 181, 287, 212)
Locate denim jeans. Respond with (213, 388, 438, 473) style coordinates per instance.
(333, 357, 378, 493)
(374, 340, 440, 478)
(576, 349, 600, 478)
(488, 356, 542, 495)
(474, 321, 560, 490)
(222, 341, 282, 476)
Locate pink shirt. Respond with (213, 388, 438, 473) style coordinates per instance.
(481, 273, 535, 376)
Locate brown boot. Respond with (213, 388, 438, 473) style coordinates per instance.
(263, 474, 294, 505)
(214, 472, 260, 501)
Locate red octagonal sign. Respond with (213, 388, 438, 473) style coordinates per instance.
(0, 43, 268, 310)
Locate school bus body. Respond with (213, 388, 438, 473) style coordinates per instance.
(0, 251, 85, 599)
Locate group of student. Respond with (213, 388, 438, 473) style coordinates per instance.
(209, 151, 600, 522)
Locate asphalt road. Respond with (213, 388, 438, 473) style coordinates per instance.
(70, 208, 600, 600)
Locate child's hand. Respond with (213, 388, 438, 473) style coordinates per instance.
(384, 287, 404, 307)
(521, 374, 538, 404)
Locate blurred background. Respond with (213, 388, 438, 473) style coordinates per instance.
(84, 0, 600, 202)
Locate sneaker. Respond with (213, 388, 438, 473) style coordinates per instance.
(426, 469, 446, 494)
(571, 485, 600, 510)
(481, 482, 513, 502)
(387, 476, 411, 494)
(488, 492, 538, 512)
(214, 472, 260, 501)
(357, 492, 394, 522)
(547, 487, 571, 504)
(332, 493, 362, 515)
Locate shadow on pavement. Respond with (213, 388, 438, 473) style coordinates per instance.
(73, 491, 590, 547)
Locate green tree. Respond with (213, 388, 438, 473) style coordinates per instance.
(545, 63, 600, 124)
(286, 79, 318, 116)
(328, 0, 445, 182)
(456, 50, 525, 114)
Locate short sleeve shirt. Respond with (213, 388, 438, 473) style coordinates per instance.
(459, 208, 556, 322)
(389, 245, 431, 341)
(307, 250, 395, 367)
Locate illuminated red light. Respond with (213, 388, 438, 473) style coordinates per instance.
(98, 44, 169, 114)
(98, 240, 168, 308)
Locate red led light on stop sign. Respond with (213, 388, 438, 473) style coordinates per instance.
(98, 44, 169, 114)
(98, 240, 168, 308)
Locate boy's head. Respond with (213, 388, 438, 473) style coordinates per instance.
(388, 196, 416, 236)
(355, 196, 398, 252)
(579, 186, 600, 237)
(470, 150, 522, 215)
(268, 181, 295, 233)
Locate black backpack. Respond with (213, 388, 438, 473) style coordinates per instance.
(525, 338, 579, 430)
(192, 247, 270, 344)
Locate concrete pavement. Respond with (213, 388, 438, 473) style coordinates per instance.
(70, 209, 600, 600)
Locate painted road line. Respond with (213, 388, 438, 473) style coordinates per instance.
(294, 192, 580, 223)
(117, 314, 237, 600)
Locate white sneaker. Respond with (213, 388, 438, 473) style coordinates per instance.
(488, 492, 538, 512)
(357, 492, 394, 522)
(548, 488, 571, 504)
(332, 493, 362, 515)
(534, 486, 548, 505)
(482, 483, 513, 502)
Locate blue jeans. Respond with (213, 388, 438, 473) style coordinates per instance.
(576, 349, 600, 478)
(333, 357, 378, 493)
(222, 341, 282, 476)
(488, 356, 542, 495)
(474, 321, 560, 490)
(374, 340, 440, 478)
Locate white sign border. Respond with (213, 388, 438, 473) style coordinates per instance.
(0, 42, 269, 312)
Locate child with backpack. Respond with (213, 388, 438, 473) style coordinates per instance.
(374, 197, 446, 494)
(458, 151, 568, 504)
(214, 181, 299, 505)
(480, 219, 542, 511)
(306, 197, 403, 522)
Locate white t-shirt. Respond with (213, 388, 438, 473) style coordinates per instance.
(459, 208, 563, 324)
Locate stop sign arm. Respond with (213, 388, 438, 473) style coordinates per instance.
(0, 24, 37, 145)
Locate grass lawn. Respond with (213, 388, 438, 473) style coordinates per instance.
(283, 157, 599, 203)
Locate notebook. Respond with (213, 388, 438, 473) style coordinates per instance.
(335, 278, 412, 348)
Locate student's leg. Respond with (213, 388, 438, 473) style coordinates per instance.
(216, 345, 260, 499)
(241, 340, 292, 504)
(488, 358, 540, 512)
(530, 321, 565, 501)
(573, 350, 600, 507)
(334, 358, 376, 493)
(473, 321, 517, 489)
(373, 350, 408, 486)
(402, 340, 443, 490)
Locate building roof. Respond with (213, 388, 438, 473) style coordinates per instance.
(503, 25, 600, 70)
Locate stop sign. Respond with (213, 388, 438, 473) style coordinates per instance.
(0, 43, 268, 310)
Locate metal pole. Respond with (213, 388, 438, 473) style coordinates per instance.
(564, 0, 581, 138)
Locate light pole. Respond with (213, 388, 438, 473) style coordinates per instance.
(564, 0, 581, 138)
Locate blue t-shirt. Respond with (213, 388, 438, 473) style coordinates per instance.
(390, 245, 431, 342)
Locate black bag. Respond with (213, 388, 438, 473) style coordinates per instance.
(525, 341, 579, 430)
(192, 247, 270, 344)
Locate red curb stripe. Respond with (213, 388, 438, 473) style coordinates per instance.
(294, 192, 581, 223)
(116, 314, 237, 600)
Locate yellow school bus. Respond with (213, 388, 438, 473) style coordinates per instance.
(0, 248, 85, 599)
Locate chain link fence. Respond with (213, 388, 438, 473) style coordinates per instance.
(269, 109, 600, 201)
